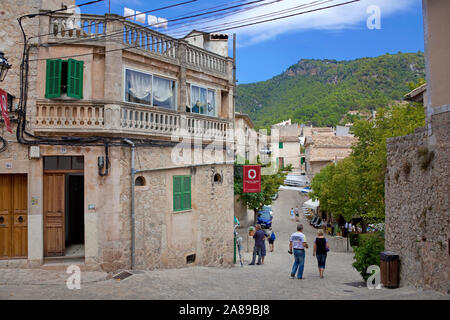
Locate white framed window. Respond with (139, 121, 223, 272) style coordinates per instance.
(124, 67, 176, 110)
(187, 83, 216, 117)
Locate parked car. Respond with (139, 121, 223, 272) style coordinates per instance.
(310, 215, 319, 226)
(284, 174, 309, 187)
(263, 205, 273, 216)
(257, 209, 273, 229)
(300, 186, 312, 193)
(271, 192, 279, 200)
(313, 217, 323, 228)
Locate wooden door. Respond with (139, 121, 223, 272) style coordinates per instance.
(43, 174, 65, 257)
(12, 175, 28, 257)
(0, 175, 12, 258)
(0, 174, 28, 259)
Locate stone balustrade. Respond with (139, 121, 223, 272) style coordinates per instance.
(49, 13, 106, 40)
(34, 101, 231, 141)
(46, 13, 228, 76)
(123, 21, 177, 60)
(35, 102, 105, 130)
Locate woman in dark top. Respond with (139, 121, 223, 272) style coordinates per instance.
(313, 230, 329, 278)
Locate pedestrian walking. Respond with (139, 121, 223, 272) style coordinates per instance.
(347, 222, 353, 235)
(289, 224, 309, 279)
(294, 206, 299, 221)
(249, 224, 265, 265)
(290, 208, 295, 221)
(313, 230, 329, 278)
(267, 228, 276, 252)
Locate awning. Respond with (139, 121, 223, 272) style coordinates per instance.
(303, 198, 319, 209)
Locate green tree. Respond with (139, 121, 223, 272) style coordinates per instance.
(234, 162, 286, 224)
(310, 102, 425, 225)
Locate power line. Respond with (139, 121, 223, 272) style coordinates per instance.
(39, 0, 272, 46)
(27, 0, 360, 62)
(191, 0, 335, 34)
(24, 0, 105, 18)
(165, 0, 334, 38)
(41, 0, 279, 48)
(27, 0, 198, 40)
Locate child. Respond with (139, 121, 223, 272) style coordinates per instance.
(268, 229, 276, 252)
(290, 208, 295, 220)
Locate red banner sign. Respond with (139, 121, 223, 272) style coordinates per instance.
(0, 89, 12, 133)
(243, 165, 261, 193)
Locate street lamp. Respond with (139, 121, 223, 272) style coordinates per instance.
(0, 51, 11, 82)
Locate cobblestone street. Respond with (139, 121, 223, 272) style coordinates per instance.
(0, 190, 448, 300)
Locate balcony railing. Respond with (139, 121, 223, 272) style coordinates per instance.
(34, 101, 232, 141)
(47, 13, 229, 76)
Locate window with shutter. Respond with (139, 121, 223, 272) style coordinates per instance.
(45, 59, 62, 98)
(67, 59, 83, 99)
(45, 59, 83, 99)
(173, 175, 191, 212)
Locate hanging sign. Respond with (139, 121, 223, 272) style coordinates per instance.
(0, 89, 12, 133)
(243, 165, 261, 193)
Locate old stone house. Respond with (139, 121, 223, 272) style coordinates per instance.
(303, 133, 357, 179)
(271, 123, 301, 170)
(385, 0, 449, 294)
(0, 0, 235, 272)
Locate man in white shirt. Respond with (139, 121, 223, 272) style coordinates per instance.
(289, 224, 309, 279)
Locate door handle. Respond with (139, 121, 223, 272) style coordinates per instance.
(18, 216, 24, 223)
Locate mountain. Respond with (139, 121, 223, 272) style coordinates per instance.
(236, 52, 425, 129)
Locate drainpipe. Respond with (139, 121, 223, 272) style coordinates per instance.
(123, 138, 136, 270)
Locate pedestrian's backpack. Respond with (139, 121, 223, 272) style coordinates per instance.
(270, 232, 276, 241)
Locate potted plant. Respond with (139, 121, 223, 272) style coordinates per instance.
(336, 225, 342, 237)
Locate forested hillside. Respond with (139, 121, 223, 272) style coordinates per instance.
(236, 52, 425, 128)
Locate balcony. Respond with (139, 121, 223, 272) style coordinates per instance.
(33, 101, 232, 142)
(47, 12, 230, 78)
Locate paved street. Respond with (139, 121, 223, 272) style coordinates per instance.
(0, 190, 447, 300)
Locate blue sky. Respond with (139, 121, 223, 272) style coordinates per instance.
(77, 0, 424, 84)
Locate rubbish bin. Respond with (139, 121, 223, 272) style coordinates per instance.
(380, 251, 400, 288)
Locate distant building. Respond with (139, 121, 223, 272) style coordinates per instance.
(335, 125, 352, 137)
(304, 135, 357, 179)
(271, 123, 301, 170)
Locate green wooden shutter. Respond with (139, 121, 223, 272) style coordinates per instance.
(182, 176, 191, 210)
(67, 59, 83, 99)
(173, 176, 182, 211)
(173, 176, 191, 211)
(279, 142, 283, 149)
(45, 59, 62, 98)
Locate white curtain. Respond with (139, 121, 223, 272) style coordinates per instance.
(126, 69, 152, 101)
(153, 76, 175, 109)
(190, 85, 208, 114)
(207, 89, 216, 116)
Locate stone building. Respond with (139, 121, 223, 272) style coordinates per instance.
(233, 112, 271, 226)
(385, 0, 449, 294)
(271, 122, 301, 170)
(303, 133, 357, 179)
(0, 0, 235, 271)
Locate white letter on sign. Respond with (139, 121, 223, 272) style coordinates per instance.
(248, 169, 257, 179)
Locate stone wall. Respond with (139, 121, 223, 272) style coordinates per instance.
(131, 146, 234, 269)
(385, 111, 449, 294)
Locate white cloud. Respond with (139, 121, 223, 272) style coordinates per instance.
(176, 0, 418, 47)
